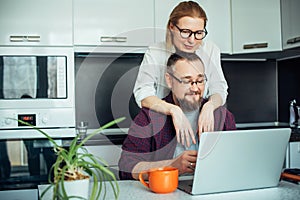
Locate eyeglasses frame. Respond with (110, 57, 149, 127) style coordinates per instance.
(168, 72, 207, 87)
(174, 24, 208, 40)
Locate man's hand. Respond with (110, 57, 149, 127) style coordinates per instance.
(171, 150, 197, 174)
(170, 106, 196, 147)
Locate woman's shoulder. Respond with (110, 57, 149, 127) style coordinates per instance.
(198, 40, 220, 54)
(144, 42, 171, 63)
(147, 42, 169, 53)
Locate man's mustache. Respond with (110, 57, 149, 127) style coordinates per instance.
(184, 91, 201, 96)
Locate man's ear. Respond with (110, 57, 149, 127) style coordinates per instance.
(165, 73, 172, 89)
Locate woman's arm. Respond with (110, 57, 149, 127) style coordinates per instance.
(142, 96, 196, 147)
(197, 41, 228, 134)
(198, 93, 223, 134)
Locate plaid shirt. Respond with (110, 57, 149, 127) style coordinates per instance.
(118, 92, 236, 180)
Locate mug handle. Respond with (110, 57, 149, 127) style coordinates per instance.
(139, 171, 150, 188)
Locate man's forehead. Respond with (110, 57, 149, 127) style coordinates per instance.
(174, 59, 204, 74)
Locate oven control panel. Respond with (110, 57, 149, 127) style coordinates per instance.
(0, 108, 75, 129)
(0, 108, 75, 139)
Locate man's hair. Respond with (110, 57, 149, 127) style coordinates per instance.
(166, 52, 203, 73)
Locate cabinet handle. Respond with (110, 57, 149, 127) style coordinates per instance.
(10, 35, 26, 42)
(10, 35, 40, 42)
(287, 36, 300, 45)
(100, 36, 127, 43)
(27, 35, 40, 42)
(243, 43, 268, 49)
(100, 37, 114, 42)
(115, 37, 127, 42)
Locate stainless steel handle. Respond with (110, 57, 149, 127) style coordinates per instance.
(10, 35, 40, 42)
(100, 36, 127, 42)
(27, 35, 40, 42)
(100, 37, 114, 42)
(287, 36, 300, 45)
(115, 37, 127, 42)
(243, 43, 268, 49)
(10, 35, 26, 42)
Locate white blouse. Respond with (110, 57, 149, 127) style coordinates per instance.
(133, 41, 228, 107)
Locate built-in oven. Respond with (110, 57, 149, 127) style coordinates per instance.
(0, 47, 75, 198)
(0, 47, 75, 139)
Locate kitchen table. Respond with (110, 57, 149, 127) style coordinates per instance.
(39, 180, 300, 200)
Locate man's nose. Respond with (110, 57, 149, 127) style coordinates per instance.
(190, 82, 199, 90)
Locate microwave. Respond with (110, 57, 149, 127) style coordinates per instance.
(0, 47, 75, 139)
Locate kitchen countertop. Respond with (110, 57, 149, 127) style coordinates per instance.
(81, 127, 300, 146)
(38, 180, 300, 200)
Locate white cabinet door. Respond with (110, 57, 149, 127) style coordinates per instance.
(199, 0, 232, 54)
(154, 0, 182, 43)
(281, 0, 300, 50)
(231, 0, 282, 54)
(82, 145, 122, 167)
(289, 142, 300, 168)
(154, 0, 232, 54)
(74, 0, 154, 48)
(0, 0, 72, 46)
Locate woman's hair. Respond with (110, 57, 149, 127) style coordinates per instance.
(166, 1, 207, 50)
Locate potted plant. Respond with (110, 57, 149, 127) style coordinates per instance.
(18, 117, 125, 200)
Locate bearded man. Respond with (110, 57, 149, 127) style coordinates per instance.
(118, 52, 236, 180)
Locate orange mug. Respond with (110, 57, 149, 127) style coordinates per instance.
(139, 166, 178, 193)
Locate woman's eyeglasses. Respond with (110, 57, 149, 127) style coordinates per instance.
(174, 24, 208, 40)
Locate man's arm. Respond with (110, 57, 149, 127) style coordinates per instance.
(131, 150, 197, 180)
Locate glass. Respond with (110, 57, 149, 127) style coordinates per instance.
(76, 121, 88, 140)
(0, 56, 67, 99)
(168, 73, 207, 87)
(0, 139, 56, 190)
(174, 24, 208, 40)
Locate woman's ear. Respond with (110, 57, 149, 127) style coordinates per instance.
(169, 22, 175, 32)
(165, 72, 172, 89)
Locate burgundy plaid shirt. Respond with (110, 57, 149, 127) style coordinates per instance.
(118, 92, 236, 180)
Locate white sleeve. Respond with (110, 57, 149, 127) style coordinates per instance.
(199, 41, 228, 105)
(133, 44, 169, 107)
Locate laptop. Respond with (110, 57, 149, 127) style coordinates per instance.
(178, 128, 291, 195)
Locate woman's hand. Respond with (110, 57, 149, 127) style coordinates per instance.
(171, 150, 197, 174)
(170, 105, 196, 147)
(198, 101, 215, 134)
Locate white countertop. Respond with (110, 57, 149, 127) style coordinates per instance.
(39, 180, 300, 200)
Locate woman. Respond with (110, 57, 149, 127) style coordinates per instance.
(133, 1, 228, 147)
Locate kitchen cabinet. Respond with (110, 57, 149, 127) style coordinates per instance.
(79, 144, 122, 179)
(231, 0, 282, 54)
(154, 0, 182, 44)
(0, 0, 72, 46)
(73, 0, 154, 50)
(281, 0, 300, 50)
(199, 0, 232, 54)
(82, 145, 122, 167)
(289, 142, 300, 168)
(154, 0, 232, 54)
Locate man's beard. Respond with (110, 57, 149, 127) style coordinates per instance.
(175, 92, 203, 112)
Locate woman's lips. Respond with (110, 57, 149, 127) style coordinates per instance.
(184, 44, 194, 50)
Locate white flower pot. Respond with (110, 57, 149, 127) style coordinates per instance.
(58, 178, 89, 199)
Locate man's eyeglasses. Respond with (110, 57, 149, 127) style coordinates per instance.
(168, 73, 207, 87)
(174, 24, 208, 40)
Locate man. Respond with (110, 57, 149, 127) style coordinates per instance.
(119, 52, 236, 180)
